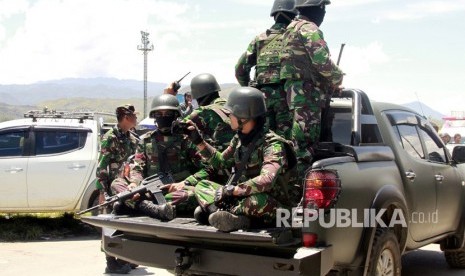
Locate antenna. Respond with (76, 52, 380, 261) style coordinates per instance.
(138, 31, 154, 118)
(414, 91, 426, 117)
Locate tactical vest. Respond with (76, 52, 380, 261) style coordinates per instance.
(255, 27, 286, 85)
(233, 131, 297, 205)
(142, 131, 193, 182)
(280, 19, 317, 82)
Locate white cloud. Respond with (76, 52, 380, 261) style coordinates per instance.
(336, 42, 389, 76)
(0, 0, 29, 20)
(0, 0, 194, 84)
(383, 0, 465, 21)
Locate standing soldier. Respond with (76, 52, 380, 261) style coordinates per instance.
(96, 104, 139, 274)
(187, 87, 297, 232)
(180, 91, 194, 117)
(280, 0, 343, 175)
(111, 94, 209, 217)
(235, 0, 297, 140)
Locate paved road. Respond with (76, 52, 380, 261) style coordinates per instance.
(0, 237, 463, 275)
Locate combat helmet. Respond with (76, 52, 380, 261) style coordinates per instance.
(149, 94, 180, 118)
(190, 73, 221, 100)
(295, 0, 330, 8)
(224, 87, 266, 120)
(270, 0, 298, 16)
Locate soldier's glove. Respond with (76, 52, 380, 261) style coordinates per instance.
(214, 185, 234, 208)
(184, 121, 203, 145)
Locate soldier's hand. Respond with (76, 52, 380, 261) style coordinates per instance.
(335, 85, 344, 96)
(163, 81, 178, 95)
(184, 120, 203, 145)
(162, 182, 185, 193)
(214, 185, 234, 208)
(128, 183, 140, 201)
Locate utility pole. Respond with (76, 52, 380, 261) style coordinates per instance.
(137, 31, 154, 118)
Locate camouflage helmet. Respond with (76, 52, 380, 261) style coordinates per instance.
(295, 0, 330, 8)
(115, 104, 138, 117)
(270, 0, 298, 16)
(149, 94, 180, 118)
(190, 73, 221, 100)
(224, 87, 266, 120)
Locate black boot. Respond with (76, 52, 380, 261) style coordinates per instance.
(208, 211, 250, 232)
(137, 200, 175, 221)
(105, 256, 131, 274)
(194, 206, 209, 225)
(194, 205, 218, 225)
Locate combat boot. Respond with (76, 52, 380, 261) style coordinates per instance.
(194, 205, 218, 225)
(208, 211, 250, 232)
(105, 256, 131, 274)
(137, 200, 175, 221)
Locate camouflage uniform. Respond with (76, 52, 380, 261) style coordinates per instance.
(184, 97, 234, 182)
(96, 126, 138, 193)
(111, 130, 208, 212)
(280, 15, 343, 168)
(194, 130, 296, 223)
(235, 23, 293, 140)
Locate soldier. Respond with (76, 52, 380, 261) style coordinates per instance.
(111, 94, 208, 217)
(235, 0, 297, 140)
(186, 87, 297, 232)
(186, 73, 234, 155)
(180, 91, 194, 117)
(182, 73, 236, 222)
(96, 104, 139, 274)
(280, 0, 343, 176)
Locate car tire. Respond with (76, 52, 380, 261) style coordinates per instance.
(445, 248, 465, 268)
(88, 190, 101, 216)
(367, 228, 401, 276)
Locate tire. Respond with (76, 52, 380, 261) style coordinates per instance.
(88, 190, 101, 216)
(445, 249, 465, 268)
(367, 228, 401, 276)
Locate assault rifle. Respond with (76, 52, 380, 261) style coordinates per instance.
(77, 172, 174, 215)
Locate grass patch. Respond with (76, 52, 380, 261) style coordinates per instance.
(0, 213, 98, 242)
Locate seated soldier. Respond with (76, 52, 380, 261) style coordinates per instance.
(185, 87, 297, 232)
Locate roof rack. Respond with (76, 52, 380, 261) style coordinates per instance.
(24, 109, 94, 123)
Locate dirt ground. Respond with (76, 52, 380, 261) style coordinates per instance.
(0, 237, 463, 276)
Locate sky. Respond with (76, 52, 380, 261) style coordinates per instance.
(0, 0, 464, 115)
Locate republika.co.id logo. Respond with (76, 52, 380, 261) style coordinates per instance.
(276, 208, 439, 228)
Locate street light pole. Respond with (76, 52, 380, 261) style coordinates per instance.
(137, 31, 154, 118)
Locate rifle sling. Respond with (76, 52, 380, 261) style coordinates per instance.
(226, 131, 262, 187)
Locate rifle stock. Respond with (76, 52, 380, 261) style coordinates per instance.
(78, 173, 174, 215)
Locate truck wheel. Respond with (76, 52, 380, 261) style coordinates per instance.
(367, 228, 401, 276)
(88, 190, 100, 216)
(445, 249, 465, 268)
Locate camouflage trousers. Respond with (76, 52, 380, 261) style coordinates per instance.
(284, 80, 323, 176)
(111, 177, 197, 213)
(194, 180, 281, 223)
(259, 84, 293, 140)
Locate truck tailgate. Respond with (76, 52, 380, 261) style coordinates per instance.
(81, 215, 293, 248)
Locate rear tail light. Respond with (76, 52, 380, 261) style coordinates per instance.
(304, 169, 341, 209)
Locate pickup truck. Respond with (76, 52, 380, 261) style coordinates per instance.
(82, 89, 465, 276)
(0, 110, 106, 215)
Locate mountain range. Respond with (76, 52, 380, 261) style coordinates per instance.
(0, 77, 445, 122)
